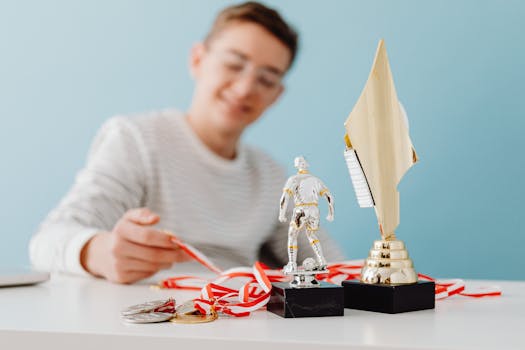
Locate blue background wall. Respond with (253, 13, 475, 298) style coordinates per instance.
(1, 0, 523, 280)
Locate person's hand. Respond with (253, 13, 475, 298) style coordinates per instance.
(80, 208, 190, 284)
(278, 212, 287, 223)
(326, 213, 334, 222)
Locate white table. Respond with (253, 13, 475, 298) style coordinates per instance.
(0, 271, 523, 350)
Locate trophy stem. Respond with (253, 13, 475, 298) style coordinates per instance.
(379, 222, 396, 241)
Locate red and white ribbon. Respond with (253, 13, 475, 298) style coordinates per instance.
(152, 298, 176, 314)
(170, 236, 222, 274)
(191, 262, 282, 317)
(418, 274, 502, 299)
(158, 240, 502, 317)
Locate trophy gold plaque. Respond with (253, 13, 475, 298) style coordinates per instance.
(341, 40, 435, 313)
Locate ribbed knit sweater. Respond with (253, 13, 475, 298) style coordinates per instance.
(29, 109, 342, 275)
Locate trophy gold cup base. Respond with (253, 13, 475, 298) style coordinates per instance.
(343, 239, 435, 313)
(361, 239, 418, 284)
(268, 281, 344, 318)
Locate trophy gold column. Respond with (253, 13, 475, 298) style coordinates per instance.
(341, 39, 434, 313)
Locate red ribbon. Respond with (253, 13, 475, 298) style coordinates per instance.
(158, 239, 501, 317)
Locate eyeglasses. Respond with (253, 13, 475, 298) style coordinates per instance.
(210, 48, 284, 94)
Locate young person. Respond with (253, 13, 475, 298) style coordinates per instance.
(29, 1, 343, 284)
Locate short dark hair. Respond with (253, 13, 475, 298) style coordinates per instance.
(204, 1, 299, 69)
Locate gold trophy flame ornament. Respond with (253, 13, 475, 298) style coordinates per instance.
(341, 39, 435, 313)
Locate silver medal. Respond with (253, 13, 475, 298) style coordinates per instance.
(121, 299, 170, 317)
(122, 312, 174, 324)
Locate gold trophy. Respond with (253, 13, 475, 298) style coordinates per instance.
(341, 39, 435, 313)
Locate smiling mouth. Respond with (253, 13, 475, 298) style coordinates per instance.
(220, 94, 251, 115)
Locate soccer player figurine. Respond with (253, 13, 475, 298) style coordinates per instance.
(268, 156, 343, 317)
(279, 156, 334, 286)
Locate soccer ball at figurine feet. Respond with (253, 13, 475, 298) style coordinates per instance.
(283, 261, 297, 274)
(302, 258, 327, 272)
(302, 258, 317, 271)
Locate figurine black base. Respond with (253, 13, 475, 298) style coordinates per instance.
(267, 281, 344, 318)
(342, 280, 435, 314)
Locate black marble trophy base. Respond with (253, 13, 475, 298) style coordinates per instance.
(267, 281, 344, 318)
(342, 280, 435, 314)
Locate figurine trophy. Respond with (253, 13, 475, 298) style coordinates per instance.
(267, 156, 344, 318)
(341, 40, 435, 313)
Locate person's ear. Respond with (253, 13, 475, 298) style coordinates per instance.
(189, 42, 206, 79)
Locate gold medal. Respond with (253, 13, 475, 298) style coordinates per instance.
(170, 299, 218, 324)
(170, 310, 218, 324)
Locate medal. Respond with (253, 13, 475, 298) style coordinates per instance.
(170, 311, 218, 324)
(122, 312, 174, 324)
(170, 300, 218, 324)
(121, 298, 176, 324)
(120, 298, 217, 324)
(121, 298, 175, 316)
(121, 299, 173, 316)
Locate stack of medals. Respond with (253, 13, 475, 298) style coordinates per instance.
(121, 298, 176, 324)
(121, 298, 217, 324)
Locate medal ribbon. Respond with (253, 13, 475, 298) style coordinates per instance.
(158, 239, 501, 317)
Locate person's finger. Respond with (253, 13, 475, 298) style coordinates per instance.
(111, 270, 156, 284)
(175, 250, 193, 263)
(118, 257, 172, 273)
(124, 207, 160, 226)
(113, 238, 183, 264)
(158, 262, 174, 270)
(117, 220, 178, 249)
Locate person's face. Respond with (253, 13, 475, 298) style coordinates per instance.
(190, 21, 291, 135)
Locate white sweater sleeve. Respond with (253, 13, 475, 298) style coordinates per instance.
(29, 117, 150, 275)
